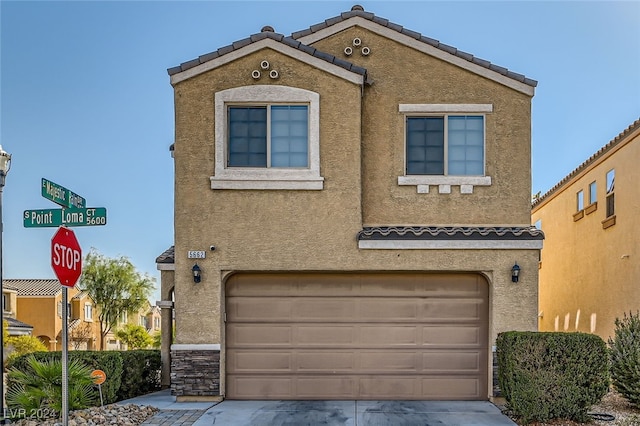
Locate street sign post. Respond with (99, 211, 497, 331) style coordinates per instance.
(51, 226, 82, 426)
(51, 226, 82, 287)
(24, 207, 107, 228)
(42, 178, 85, 209)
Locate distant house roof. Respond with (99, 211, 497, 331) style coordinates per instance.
(156, 246, 175, 264)
(168, 5, 536, 93)
(532, 117, 640, 209)
(5, 317, 33, 330)
(4, 279, 61, 297)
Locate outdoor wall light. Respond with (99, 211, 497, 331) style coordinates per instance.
(192, 263, 202, 283)
(511, 262, 521, 283)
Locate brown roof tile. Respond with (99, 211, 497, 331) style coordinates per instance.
(155, 246, 175, 264)
(4, 279, 61, 297)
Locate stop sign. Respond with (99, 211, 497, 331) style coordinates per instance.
(51, 226, 82, 287)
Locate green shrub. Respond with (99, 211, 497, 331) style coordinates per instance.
(497, 331, 609, 424)
(116, 350, 161, 400)
(6, 356, 96, 418)
(7, 351, 123, 404)
(608, 311, 640, 407)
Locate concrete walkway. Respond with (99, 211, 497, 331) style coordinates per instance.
(120, 389, 517, 426)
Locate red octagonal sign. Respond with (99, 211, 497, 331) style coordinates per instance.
(51, 226, 82, 288)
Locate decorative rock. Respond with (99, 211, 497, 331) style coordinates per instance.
(6, 404, 159, 426)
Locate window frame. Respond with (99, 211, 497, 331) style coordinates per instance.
(576, 190, 584, 211)
(212, 85, 323, 190)
(84, 303, 93, 321)
(397, 104, 492, 194)
(589, 181, 597, 205)
(605, 169, 615, 218)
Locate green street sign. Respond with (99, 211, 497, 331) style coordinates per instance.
(41, 178, 86, 209)
(23, 207, 107, 228)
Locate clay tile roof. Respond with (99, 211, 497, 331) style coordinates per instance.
(532, 118, 640, 208)
(168, 31, 367, 79)
(357, 226, 544, 241)
(291, 6, 537, 87)
(156, 246, 175, 264)
(4, 279, 61, 297)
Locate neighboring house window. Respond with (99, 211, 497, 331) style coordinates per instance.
(212, 85, 323, 190)
(589, 181, 597, 205)
(57, 302, 71, 318)
(228, 105, 308, 168)
(84, 303, 92, 321)
(397, 104, 492, 194)
(576, 190, 584, 211)
(139, 315, 147, 328)
(406, 115, 484, 176)
(121, 311, 128, 324)
(154, 317, 161, 329)
(606, 169, 615, 217)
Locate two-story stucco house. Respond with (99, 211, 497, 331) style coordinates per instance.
(157, 5, 543, 402)
(532, 118, 639, 341)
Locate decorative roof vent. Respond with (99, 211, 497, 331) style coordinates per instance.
(261, 25, 275, 33)
(351, 5, 364, 11)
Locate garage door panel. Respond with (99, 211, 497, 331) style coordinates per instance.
(226, 273, 488, 400)
(229, 351, 292, 372)
(358, 326, 419, 345)
(423, 326, 482, 346)
(421, 378, 481, 399)
(227, 324, 292, 346)
(423, 351, 483, 372)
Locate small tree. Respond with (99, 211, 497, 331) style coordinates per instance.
(151, 330, 161, 349)
(79, 249, 155, 350)
(69, 322, 94, 350)
(3, 321, 47, 364)
(116, 324, 153, 350)
(609, 311, 640, 407)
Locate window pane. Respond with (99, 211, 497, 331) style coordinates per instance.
(406, 117, 444, 175)
(447, 116, 484, 176)
(606, 169, 615, 193)
(589, 181, 597, 204)
(228, 107, 267, 167)
(271, 106, 308, 167)
(577, 190, 584, 211)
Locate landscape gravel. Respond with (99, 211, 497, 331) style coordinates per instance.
(5, 404, 159, 426)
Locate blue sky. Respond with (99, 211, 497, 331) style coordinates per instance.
(1, 1, 639, 300)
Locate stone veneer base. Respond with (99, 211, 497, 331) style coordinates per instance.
(171, 348, 220, 397)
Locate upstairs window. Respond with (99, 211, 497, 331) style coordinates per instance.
(228, 105, 308, 168)
(606, 169, 615, 217)
(406, 115, 484, 176)
(589, 181, 597, 205)
(576, 190, 584, 211)
(84, 303, 93, 321)
(212, 85, 323, 190)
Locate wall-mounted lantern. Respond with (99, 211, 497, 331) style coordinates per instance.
(511, 262, 521, 283)
(192, 263, 202, 283)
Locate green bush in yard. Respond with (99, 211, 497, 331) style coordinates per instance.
(496, 331, 609, 424)
(7, 351, 123, 404)
(608, 311, 640, 407)
(116, 350, 161, 400)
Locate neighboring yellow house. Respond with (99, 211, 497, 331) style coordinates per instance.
(532, 118, 640, 341)
(158, 5, 542, 401)
(2, 284, 34, 337)
(107, 300, 161, 350)
(5, 279, 101, 350)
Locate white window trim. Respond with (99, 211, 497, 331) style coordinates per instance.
(211, 85, 324, 190)
(84, 303, 93, 321)
(398, 104, 493, 194)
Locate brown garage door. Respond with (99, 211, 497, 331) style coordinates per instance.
(225, 273, 488, 400)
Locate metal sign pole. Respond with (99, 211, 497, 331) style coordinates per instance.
(62, 287, 68, 426)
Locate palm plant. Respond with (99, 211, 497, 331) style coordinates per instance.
(6, 355, 97, 418)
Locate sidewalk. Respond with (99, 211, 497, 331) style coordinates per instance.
(118, 389, 216, 425)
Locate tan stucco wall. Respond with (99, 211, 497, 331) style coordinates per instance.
(312, 27, 533, 226)
(16, 295, 60, 348)
(533, 129, 639, 340)
(170, 24, 539, 398)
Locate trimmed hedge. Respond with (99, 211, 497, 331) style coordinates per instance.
(496, 331, 609, 424)
(116, 350, 162, 400)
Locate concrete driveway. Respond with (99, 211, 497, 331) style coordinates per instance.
(193, 400, 517, 425)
